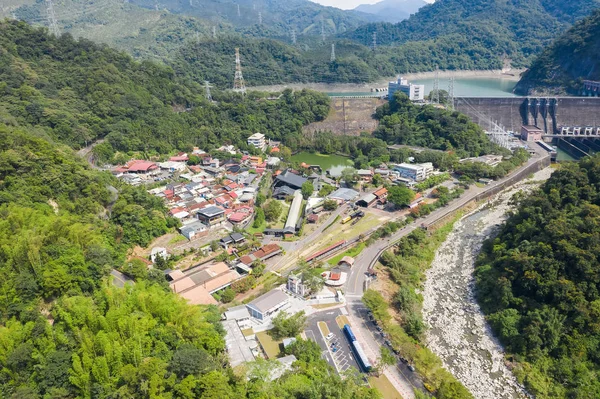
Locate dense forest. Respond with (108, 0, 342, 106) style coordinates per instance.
(347, 0, 600, 69)
(373, 93, 502, 158)
(476, 156, 600, 398)
(0, 20, 330, 155)
(515, 9, 600, 95)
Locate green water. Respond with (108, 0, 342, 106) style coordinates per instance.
(326, 77, 519, 98)
(291, 152, 353, 174)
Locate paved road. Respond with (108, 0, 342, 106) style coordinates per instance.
(343, 147, 550, 398)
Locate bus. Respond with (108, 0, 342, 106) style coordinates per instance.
(343, 324, 372, 372)
(341, 216, 352, 224)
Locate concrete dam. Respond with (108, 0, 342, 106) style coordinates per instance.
(454, 97, 600, 134)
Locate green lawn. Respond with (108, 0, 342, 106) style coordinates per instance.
(168, 234, 187, 245)
(256, 331, 282, 359)
(369, 375, 403, 399)
(246, 219, 267, 235)
(327, 243, 366, 266)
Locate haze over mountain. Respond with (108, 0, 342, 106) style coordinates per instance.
(354, 0, 427, 23)
(515, 9, 600, 95)
(347, 0, 600, 68)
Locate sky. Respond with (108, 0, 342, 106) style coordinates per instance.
(310, 0, 434, 11)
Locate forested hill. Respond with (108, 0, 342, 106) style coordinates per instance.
(128, 0, 380, 36)
(0, 20, 330, 156)
(0, 20, 380, 399)
(476, 157, 600, 398)
(515, 9, 600, 95)
(346, 0, 600, 69)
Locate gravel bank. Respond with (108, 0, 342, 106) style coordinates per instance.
(422, 168, 553, 399)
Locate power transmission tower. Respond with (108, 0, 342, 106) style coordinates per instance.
(258, 12, 262, 25)
(204, 81, 213, 102)
(45, 0, 60, 36)
(448, 76, 455, 111)
(154, 0, 159, 10)
(372, 32, 377, 51)
(320, 16, 326, 42)
(432, 67, 440, 105)
(233, 48, 247, 94)
(330, 43, 336, 62)
(291, 28, 296, 45)
(237, 4, 241, 17)
(212, 26, 217, 39)
(195, 31, 200, 43)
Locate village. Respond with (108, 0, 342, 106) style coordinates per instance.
(110, 131, 509, 382)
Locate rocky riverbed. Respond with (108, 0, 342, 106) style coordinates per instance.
(422, 168, 554, 399)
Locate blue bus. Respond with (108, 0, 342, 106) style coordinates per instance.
(343, 324, 372, 372)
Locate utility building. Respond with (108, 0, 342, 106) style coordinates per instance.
(393, 163, 434, 182)
(389, 77, 425, 101)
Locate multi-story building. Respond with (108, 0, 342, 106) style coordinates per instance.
(287, 274, 309, 297)
(247, 133, 267, 151)
(393, 162, 434, 182)
(389, 77, 425, 102)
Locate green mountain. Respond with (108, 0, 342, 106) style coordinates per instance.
(515, 9, 600, 95)
(346, 0, 600, 69)
(355, 0, 427, 23)
(476, 157, 600, 398)
(0, 20, 330, 155)
(128, 0, 380, 36)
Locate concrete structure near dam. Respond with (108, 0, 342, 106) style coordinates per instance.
(454, 97, 600, 137)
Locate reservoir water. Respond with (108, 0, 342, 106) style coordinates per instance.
(326, 77, 518, 98)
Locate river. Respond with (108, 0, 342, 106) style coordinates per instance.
(421, 167, 553, 399)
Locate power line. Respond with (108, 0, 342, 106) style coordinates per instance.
(233, 48, 246, 95)
(448, 75, 455, 111)
(204, 81, 213, 102)
(45, 0, 60, 36)
(330, 43, 336, 62)
(432, 67, 440, 105)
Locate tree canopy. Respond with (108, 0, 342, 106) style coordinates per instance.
(476, 155, 600, 398)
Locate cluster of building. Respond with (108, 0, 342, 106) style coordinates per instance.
(114, 147, 278, 240)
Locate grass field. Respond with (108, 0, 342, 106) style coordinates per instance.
(318, 321, 330, 337)
(256, 331, 282, 359)
(369, 375, 403, 399)
(335, 315, 350, 329)
(327, 243, 366, 266)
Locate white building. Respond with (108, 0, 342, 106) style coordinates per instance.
(393, 162, 434, 182)
(389, 77, 425, 101)
(287, 274, 309, 297)
(150, 247, 168, 263)
(247, 133, 267, 151)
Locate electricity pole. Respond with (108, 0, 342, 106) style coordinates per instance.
(233, 48, 247, 94)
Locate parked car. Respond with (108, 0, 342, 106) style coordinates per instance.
(384, 339, 392, 347)
(408, 365, 416, 372)
(326, 333, 334, 340)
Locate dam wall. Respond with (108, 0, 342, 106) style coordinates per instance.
(454, 97, 600, 133)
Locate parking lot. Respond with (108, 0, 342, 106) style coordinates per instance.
(306, 309, 361, 375)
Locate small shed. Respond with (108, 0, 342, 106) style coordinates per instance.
(338, 256, 355, 268)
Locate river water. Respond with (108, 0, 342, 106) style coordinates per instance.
(421, 168, 553, 399)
